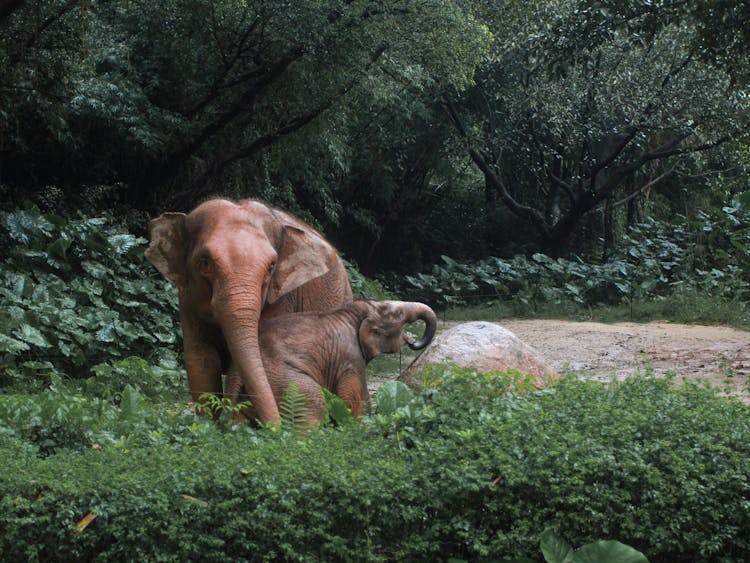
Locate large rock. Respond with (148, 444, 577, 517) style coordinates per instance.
(399, 321, 557, 389)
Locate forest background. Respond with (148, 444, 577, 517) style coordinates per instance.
(3, 0, 749, 275)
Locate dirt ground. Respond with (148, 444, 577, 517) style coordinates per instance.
(377, 319, 750, 403)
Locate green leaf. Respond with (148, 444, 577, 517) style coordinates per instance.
(108, 234, 146, 256)
(279, 383, 313, 432)
(120, 384, 144, 418)
(1, 210, 54, 245)
(82, 261, 112, 280)
(0, 332, 30, 353)
(96, 324, 118, 343)
(374, 381, 414, 415)
(13, 325, 51, 348)
(572, 541, 649, 563)
(46, 236, 71, 261)
(321, 388, 355, 426)
(541, 528, 574, 563)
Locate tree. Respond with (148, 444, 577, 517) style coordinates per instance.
(0, 1, 490, 214)
(444, 1, 749, 253)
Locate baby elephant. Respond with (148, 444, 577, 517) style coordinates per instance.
(226, 299, 437, 424)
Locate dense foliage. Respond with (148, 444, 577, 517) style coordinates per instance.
(0, 208, 182, 395)
(2, 1, 748, 271)
(0, 371, 748, 561)
(399, 201, 750, 318)
(443, 2, 748, 253)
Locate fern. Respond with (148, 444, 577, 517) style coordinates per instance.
(279, 384, 313, 433)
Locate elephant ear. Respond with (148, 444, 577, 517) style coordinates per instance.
(145, 212, 187, 288)
(358, 318, 379, 360)
(267, 225, 332, 304)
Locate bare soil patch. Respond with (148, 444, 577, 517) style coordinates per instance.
(374, 319, 750, 403)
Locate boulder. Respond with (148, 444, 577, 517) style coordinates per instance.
(399, 321, 557, 389)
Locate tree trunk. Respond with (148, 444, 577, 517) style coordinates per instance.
(602, 195, 614, 260)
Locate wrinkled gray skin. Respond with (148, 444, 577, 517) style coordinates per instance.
(226, 299, 437, 425)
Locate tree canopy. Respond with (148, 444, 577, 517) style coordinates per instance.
(1, 0, 747, 271)
(444, 2, 748, 253)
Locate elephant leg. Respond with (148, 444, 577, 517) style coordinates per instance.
(181, 318, 223, 404)
(184, 346, 222, 400)
(334, 373, 369, 419)
(224, 364, 248, 424)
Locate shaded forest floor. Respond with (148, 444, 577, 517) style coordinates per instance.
(371, 320, 750, 404)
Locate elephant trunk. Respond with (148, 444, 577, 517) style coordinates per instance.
(407, 302, 438, 350)
(215, 286, 280, 425)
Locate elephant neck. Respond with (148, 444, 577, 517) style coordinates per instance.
(333, 301, 373, 361)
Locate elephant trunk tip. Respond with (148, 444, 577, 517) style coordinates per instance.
(407, 304, 437, 351)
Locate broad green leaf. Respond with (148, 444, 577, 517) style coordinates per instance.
(374, 381, 414, 415)
(82, 261, 112, 280)
(108, 234, 146, 255)
(321, 388, 355, 426)
(3, 272, 28, 298)
(540, 529, 574, 563)
(0, 332, 30, 353)
(46, 236, 71, 261)
(96, 325, 118, 343)
(572, 540, 649, 563)
(13, 325, 51, 348)
(1, 210, 54, 244)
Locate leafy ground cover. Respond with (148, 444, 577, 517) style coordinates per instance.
(0, 372, 748, 561)
(395, 205, 750, 330)
(0, 208, 183, 396)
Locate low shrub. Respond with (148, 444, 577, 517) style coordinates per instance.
(0, 208, 182, 393)
(395, 206, 750, 325)
(0, 371, 748, 561)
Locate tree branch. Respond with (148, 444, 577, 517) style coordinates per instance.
(609, 166, 675, 211)
(548, 170, 576, 203)
(24, 0, 78, 48)
(442, 98, 550, 236)
(185, 14, 263, 118)
(168, 44, 389, 206)
(151, 46, 305, 190)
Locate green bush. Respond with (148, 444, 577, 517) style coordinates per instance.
(0, 208, 182, 393)
(1, 371, 748, 561)
(344, 258, 396, 300)
(397, 206, 750, 319)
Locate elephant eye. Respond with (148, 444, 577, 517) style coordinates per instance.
(197, 257, 212, 275)
(268, 260, 277, 274)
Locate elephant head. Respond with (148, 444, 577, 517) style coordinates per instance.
(145, 198, 352, 424)
(358, 300, 437, 361)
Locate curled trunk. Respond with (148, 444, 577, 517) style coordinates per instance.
(407, 302, 438, 350)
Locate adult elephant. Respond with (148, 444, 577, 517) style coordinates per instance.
(145, 198, 353, 424)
